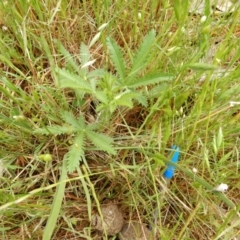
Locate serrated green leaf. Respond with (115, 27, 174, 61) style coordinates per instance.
(127, 30, 156, 80)
(114, 91, 137, 108)
(134, 94, 148, 107)
(80, 43, 91, 67)
(126, 73, 174, 88)
(56, 68, 93, 92)
(86, 130, 116, 155)
(34, 125, 73, 135)
(95, 91, 108, 103)
(147, 83, 169, 98)
(77, 115, 85, 129)
(107, 37, 126, 80)
(89, 78, 97, 91)
(187, 63, 218, 70)
(66, 133, 85, 172)
(60, 111, 80, 129)
(87, 69, 106, 79)
(56, 40, 81, 74)
(116, 98, 133, 108)
(109, 103, 117, 113)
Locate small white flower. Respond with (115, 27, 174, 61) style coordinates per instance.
(200, 15, 207, 23)
(2, 26, 8, 31)
(192, 168, 198, 173)
(138, 12, 142, 20)
(213, 183, 228, 193)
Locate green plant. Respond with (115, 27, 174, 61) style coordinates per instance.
(34, 30, 174, 172)
(34, 111, 116, 172)
(1, 0, 240, 239)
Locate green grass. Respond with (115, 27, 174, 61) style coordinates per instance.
(0, 0, 240, 239)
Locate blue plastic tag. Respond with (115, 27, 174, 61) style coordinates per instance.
(163, 145, 180, 179)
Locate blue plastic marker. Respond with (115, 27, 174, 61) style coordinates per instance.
(151, 145, 180, 229)
(163, 145, 180, 180)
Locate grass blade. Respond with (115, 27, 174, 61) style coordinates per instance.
(42, 157, 68, 240)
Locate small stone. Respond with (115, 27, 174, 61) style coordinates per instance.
(119, 222, 153, 240)
(92, 204, 124, 236)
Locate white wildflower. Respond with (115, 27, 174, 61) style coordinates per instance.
(200, 15, 207, 23)
(138, 12, 142, 20)
(213, 183, 228, 193)
(2, 26, 8, 31)
(192, 168, 198, 173)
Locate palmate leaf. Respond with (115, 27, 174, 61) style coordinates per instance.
(56, 68, 93, 93)
(107, 37, 126, 81)
(66, 132, 85, 173)
(127, 30, 156, 80)
(126, 72, 174, 88)
(86, 130, 116, 155)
